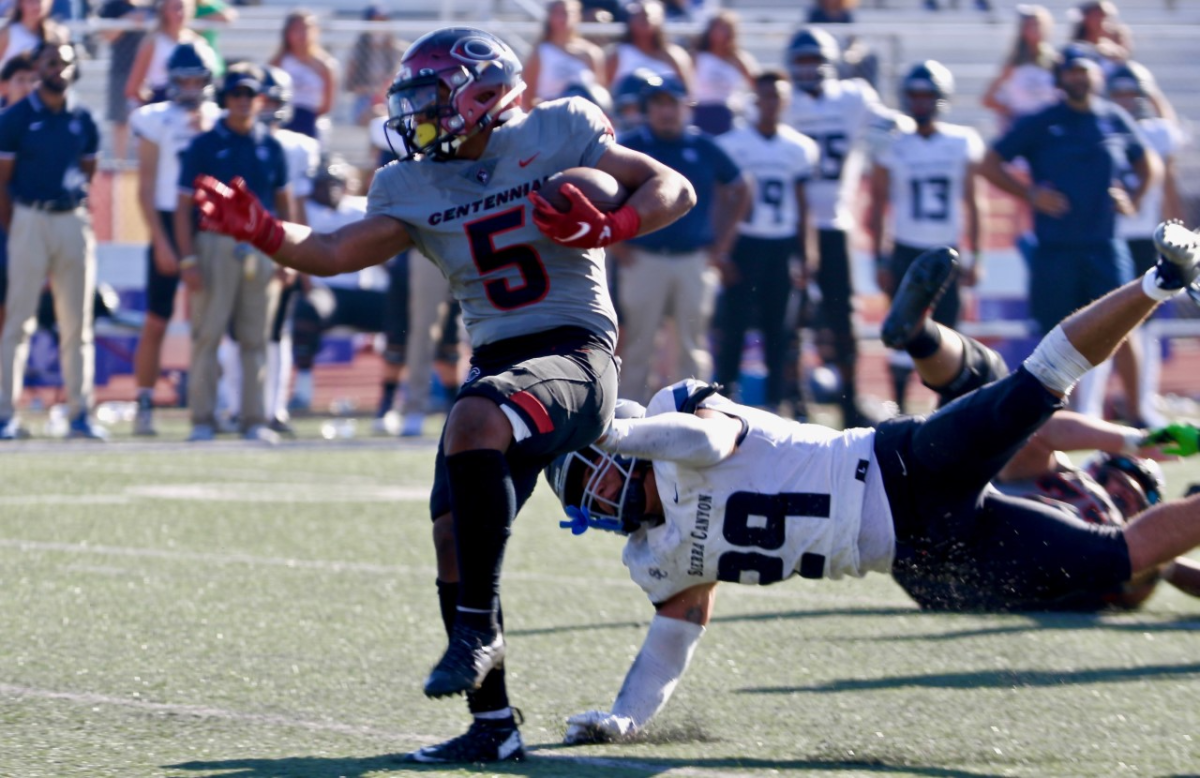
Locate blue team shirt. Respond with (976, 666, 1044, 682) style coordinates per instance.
(992, 99, 1147, 245)
(178, 119, 289, 215)
(0, 91, 99, 203)
(618, 125, 741, 253)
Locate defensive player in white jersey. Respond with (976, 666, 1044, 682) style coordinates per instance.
(192, 27, 696, 763)
(129, 42, 221, 436)
(784, 27, 894, 428)
(714, 69, 817, 411)
(1108, 61, 1186, 428)
(547, 225, 1200, 743)
(869, 60, 985, 412)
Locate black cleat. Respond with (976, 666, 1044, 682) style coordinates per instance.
(1151, 220, 1200, 292)
(880, 247, 960, 350)
(423, 622, 505, 698)
(403, 713, 525, 764)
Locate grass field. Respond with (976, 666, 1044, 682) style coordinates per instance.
(2, 417, 1200, 778)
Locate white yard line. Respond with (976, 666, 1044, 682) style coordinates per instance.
(0, 537, 901, 606)
(0, 683, 437, 743)
(0, 682, 764, 775)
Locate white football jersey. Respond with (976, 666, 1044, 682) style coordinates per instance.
(875, 123, 984, 249)
(1117, 117, 1184, 240)
(274, 127, 320, 199)
(717, 124, 818, 240)
(622, 380, 895, 604)
(784, 78, 886, 230)
(130, 100, 222, 212)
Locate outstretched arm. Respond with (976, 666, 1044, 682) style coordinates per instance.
(1032, 411, 1177, 461)
(564, 583, 716, 744)
(192, 175, 411, 276)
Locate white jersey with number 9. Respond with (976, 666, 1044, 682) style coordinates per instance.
(622, 380, 896, 605)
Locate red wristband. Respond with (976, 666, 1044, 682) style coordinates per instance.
(608, 205, 641, 245)
(251, 218, 285, 256)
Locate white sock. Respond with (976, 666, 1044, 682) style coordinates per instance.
(1143, 267, 1182, 301)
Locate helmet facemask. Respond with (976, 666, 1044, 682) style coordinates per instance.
(169, 73, 212, 109)
(789, 55, 835, 94)
(386, 60, 525, 161)
(549, 447, 651, 535)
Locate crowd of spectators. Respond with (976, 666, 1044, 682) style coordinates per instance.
(0, 0, 1191, 441)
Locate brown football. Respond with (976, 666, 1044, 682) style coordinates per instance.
(541, 167, 629, 213)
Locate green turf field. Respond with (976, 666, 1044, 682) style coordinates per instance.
(1, 427, 1199, 777)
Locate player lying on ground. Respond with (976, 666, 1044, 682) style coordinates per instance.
(879, 244, 1200, 610)
(188, 26, 696, 764)
(545, 222, 1200, 744)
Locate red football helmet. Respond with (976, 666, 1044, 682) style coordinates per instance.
(386, 27, 525, 160)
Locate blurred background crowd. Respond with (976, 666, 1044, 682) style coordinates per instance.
(0, 0, 1195, 442)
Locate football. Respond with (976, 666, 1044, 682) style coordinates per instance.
(541, 167, 628, 213)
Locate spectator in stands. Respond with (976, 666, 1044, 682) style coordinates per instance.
(616, 73, 749, 404)
(0, 47, 32, 107)
(689, 10, 755, 136)
(807, 0, 856, 24)
(194, 0, 235, 75)
(269, 9, 337, 145)
(981, 4, 1058, 133)
(979, 48, 1159, 421)
(924, 0, 991, 10)
(344, 4, 404, 126)
(129, 42, 220, 436)
(175, 63, 293, 443)
(1109, 61, 1185, 428)
(0, 50, 35, 340)
(605, 1, 691, 94)
(869, 60, 984, 413)
(0, 0, 67, 74)
(713, 70, 815, 410)
(97, 0, 152, 160)
(1069, 0, 1132, 72)
(125, 0, 206, 106)
(580, 0, 624, 23)
(522, 0, 606, 110)
(0, 42, 106, 441)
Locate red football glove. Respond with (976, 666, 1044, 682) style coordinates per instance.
(193, 175, 285, 256)
(529, 183, 640, 249)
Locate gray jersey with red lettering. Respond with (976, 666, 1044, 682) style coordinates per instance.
(367, 98, 619, 350)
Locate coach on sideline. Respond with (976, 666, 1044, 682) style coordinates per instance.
(0, 41, 107, 441)
(175, 63, 293, 444)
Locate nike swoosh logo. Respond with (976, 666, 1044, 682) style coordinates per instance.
(563, 222, 591, 243)
(673, 485, 679, 503)
(518, 153, 539, 167)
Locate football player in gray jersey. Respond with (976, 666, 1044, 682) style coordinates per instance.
(192, 26, 696, 764)
(547, 227, 1200, 744)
